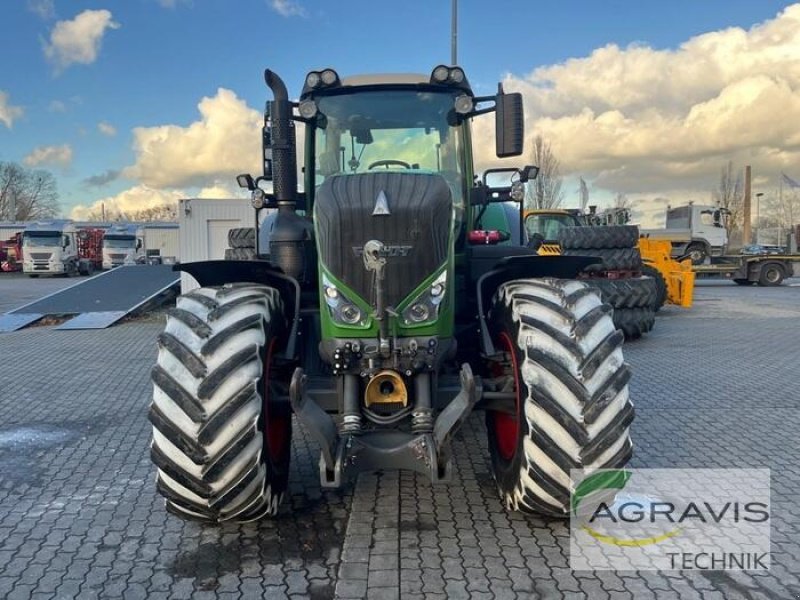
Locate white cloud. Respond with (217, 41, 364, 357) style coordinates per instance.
(48, 99, 66, 113)
(270, 0, 306, 18)
(69, 185, 184, 220)
(23, 144, 73, 168)
(197, 181, 247, 199)
(473, 3, 800, 197)
(98, 121, 117, 136)
(123, 88, 262, 188)
(0, 92, 24, 128)
(28, 0, 55, 20)
(43, 10, 120, 71)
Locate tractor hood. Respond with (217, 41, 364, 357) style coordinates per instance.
(314, 171, 451, 309)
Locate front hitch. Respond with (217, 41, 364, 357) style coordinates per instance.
(289, 364, 481, 488)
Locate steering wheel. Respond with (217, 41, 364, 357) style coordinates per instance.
(368, 159, 412, 170)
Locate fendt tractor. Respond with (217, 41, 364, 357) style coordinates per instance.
(149, 65, 634, 523)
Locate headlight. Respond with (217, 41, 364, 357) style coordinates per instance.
(402, 269, 447, 325)
(322, 274, 367, 327)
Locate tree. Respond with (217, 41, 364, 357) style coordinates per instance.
(0, 162, 60, 220)
(711, 161, 743, 235)
(526, 135, 564, 210)
(613, 192, 632, 210)
(82, 203, 178, 222)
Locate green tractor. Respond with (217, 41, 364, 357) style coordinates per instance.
(149, 65, 634, 522)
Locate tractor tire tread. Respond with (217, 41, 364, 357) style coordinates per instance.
(487, 278, 634, 517)
(150, 284, 287, 523)
(558, 225, 639, 250)
(228, 227, 256, 249)
(562, 247, 643, 272)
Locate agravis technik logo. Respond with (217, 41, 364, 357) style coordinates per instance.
(569, 469, 771, 571)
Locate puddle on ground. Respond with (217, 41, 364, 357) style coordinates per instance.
(168, 493, 345, 599)
(0, 422, 101, 489)
(0, 425, 77, 450)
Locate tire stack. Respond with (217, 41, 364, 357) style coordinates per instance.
(225, 227, 256, 260)
(559, 225, 657, 339)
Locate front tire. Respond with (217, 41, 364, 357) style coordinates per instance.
(686, 243, 707, 265)
(758, 263, 784, 286)
(149, 284, 291, 522)
(485, 278, 634, 517)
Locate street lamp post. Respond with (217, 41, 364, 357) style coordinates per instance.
(755, 192, 764, 244)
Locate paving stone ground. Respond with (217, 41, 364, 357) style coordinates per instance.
(0, 278, 798, 599)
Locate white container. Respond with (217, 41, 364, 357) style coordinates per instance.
(143, 224, 180, 261)
(178, 198, 254, 292)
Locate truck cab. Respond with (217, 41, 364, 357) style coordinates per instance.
(22, 220, 79, 276)
(641, 203, 729, 264)
(102, 224, 145, 269)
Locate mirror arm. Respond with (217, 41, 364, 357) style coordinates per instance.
(466, 106, 495, 118)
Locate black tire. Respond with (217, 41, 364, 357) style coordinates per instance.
(757, 263, 785, 286)
(582, 277, 657, 310)
(563, 247, 643, 272)
(485, 278, 634, 517)
(228, 227, 255, 249)
(686, 243, 708, 265)
(641, 265, 667, 311)
(559, 225, 639, 250)
(28, 274, 39, 278)
(225, 248, 256, 261)
(613, 307, 655, 340)
(733, 279, 755, 286)
(149, 284, 292, 523)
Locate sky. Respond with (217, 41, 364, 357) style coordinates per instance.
(0, 0, 798, 225)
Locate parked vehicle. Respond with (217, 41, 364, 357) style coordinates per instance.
(740, 244, 785, 256)
(0, 232, 23, 272)
(694, 254, 798, 286)
(102, 223, 145, 269)
(148, 65, 634, 523)
(639, 203, 729, 264)
(22, 220, 99, 277)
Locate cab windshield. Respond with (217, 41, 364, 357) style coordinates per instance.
(524, 214, 579, 242)
(312, 90, 464, 213)
(22, 233, 61, 247)
(104, 237, 135, 249)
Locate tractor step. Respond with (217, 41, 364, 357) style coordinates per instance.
(289, 364, 480, 488)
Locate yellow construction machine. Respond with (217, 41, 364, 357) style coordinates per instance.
(524, 209, 695, 308)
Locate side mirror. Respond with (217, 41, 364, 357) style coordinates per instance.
(519, 165, 539, 182)
(136, 239, 143, 250)
(495, 90, 524, 158)
(62, 236, 69, 249)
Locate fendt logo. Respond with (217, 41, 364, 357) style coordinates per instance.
(351, 245, 412, 258)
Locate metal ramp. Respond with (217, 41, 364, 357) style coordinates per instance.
(0, 265, 179, 332)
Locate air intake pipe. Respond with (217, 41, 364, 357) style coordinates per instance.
(264, 69, 297, 205)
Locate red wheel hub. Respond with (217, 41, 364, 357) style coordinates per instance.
(492, 332, 520, 461)
(263, 338, 289, 463)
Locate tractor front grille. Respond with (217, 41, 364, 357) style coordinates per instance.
(314, 172, 451, 307)
(30, 252, 52, 261)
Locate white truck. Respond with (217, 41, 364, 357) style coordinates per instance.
(639, 203, 729, 264)
(102, 223, 145, 269)
(22, 220, 95, 277)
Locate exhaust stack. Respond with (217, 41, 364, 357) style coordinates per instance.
(263, 69, 314, 283)
(264, 69, 297, 205)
